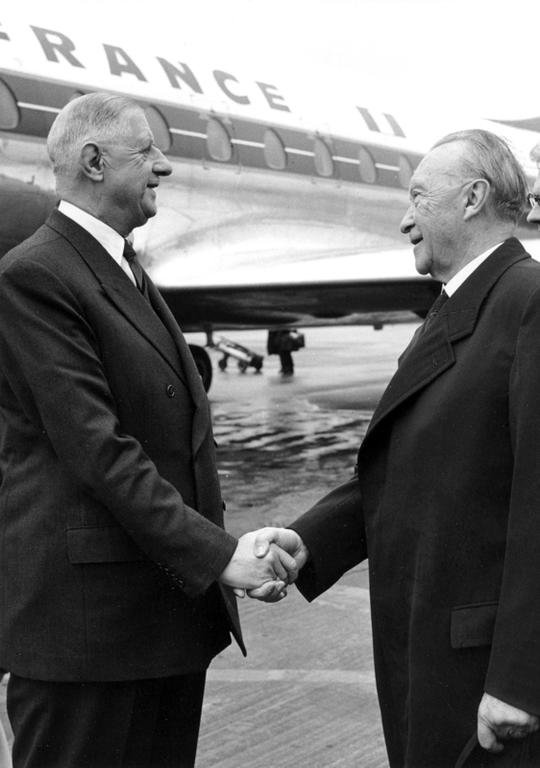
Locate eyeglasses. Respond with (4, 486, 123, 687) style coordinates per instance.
(527, 193, 540, 209)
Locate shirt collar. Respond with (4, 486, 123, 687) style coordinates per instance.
(58, 200, 125, 267)
(444, 243, 502, 297)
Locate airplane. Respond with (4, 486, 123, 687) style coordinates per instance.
(1, 14, 539, 389)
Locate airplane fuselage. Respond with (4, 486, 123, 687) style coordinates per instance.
(0, 16, 538, 334)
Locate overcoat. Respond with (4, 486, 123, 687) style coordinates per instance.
(292, 238, 540, 767)
(0, 209, 244, 682)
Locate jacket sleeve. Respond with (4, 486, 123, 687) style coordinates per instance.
(485, 285, 540, 713)
(289, 476, 366, 601)
(0, 254, 237, 598)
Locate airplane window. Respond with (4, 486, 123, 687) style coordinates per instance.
(144, 106, 171, 153)
(206, 117, 232, 162)
(313, 137, 333, 177)
(398, 155, 413, 189)
(263, 128, 286, 170)
(358, 147, 377, 183)
(0, 79, 19, 130)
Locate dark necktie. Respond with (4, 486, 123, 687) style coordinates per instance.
(122, 240, 145, 293)
(399, 289, 449, 363)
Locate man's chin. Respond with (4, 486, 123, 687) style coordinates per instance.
(141, 204, 157, 221)
(413, 249, 431, 276)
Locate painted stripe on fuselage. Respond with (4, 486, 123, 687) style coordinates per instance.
(1, 70, 423, 190)
(17, 101, 61, 114)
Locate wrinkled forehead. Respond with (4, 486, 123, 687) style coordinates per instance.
(111, 107, 153, 146)
(409, 141, 467, 190)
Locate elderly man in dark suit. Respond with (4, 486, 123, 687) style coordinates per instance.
(0, 92, 296, 768)
(253, 130, 540, 766)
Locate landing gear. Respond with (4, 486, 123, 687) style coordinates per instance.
(188, 332, 264, 392)
(188, 345, 213, 392)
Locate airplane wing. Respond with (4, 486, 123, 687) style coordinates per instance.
(153, 246, 440, 329)
(161, 279, 439, 331)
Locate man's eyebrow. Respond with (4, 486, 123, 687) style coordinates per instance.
(408, 182, 424, 196)
(138, 136, 153, 151)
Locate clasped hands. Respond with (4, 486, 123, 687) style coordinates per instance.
(219, 527, 308, 602)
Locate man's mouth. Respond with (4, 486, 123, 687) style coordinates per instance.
(411, 236, 423, 246)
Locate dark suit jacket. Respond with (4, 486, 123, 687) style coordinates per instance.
(0, 210, 244, 682)
(291, 238, 540, 767)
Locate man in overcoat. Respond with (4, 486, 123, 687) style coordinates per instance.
(0, 92, 295, 768)
(253, 129, 540, 766)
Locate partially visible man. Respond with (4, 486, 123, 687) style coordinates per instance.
(527, 141, 540, 225)
(0, 92, 296, 768)
(253, 130, 540, 766)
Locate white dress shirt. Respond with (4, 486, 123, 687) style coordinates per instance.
(444, 243, 502, 297)
(58, 200, 136, 285)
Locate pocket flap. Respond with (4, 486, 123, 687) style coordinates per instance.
(450, 601, 498, 649)
(67, 526, 147, 564)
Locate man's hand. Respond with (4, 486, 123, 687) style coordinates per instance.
(477, 692, 540, 753)
(219, 530, 299, 600)
(245, 527, 309, 602)
(253, 527, 309, 567)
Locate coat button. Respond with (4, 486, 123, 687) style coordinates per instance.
(166, 384, 176, 398)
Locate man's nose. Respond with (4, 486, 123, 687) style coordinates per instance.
(153, 147, 173, 177)
(400, 205, 414, 234)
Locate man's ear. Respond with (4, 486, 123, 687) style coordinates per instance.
(463, 178, 490, 220)
(79, 142, 104, 181)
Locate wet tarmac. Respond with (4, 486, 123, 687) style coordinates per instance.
(0, 322, 418, 768)
(196, 323, 415, 528)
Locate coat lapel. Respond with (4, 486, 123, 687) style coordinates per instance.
(47, 210, 188, 387)
(369, 324, 455, 434)
(365, 238, 530, 440)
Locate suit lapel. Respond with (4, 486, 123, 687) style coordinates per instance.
(365, 238, 530, 439)
(47, 210, 188, 387)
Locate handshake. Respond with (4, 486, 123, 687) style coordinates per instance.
(219, 527, 309, 603)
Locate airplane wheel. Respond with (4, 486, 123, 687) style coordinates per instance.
(188, 345, 213, 392)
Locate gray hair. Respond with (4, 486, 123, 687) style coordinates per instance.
(47, 92, 141, 178)
(431, 129, 528, 224)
